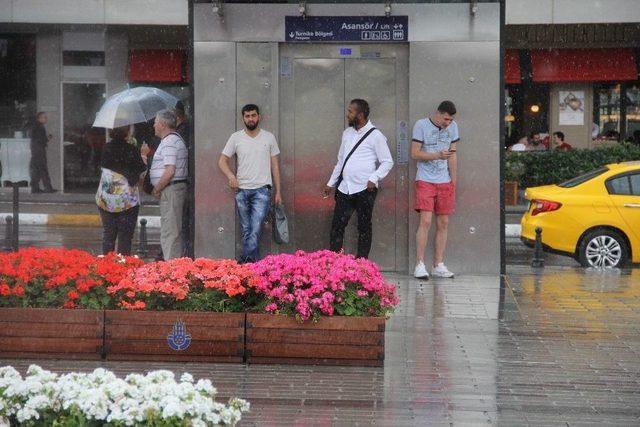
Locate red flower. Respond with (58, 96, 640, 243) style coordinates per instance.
(109, 257, 261, 310)
(0, 284, 10, 296)
(0, 248, 145, 309)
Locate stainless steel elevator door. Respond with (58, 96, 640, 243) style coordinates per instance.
(292, 58, 345, 254)
(290, 57, 397, 270)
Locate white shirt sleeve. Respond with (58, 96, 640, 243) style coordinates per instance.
(327, 133, 347, 187)
(221, 135, 237, 157)
(368, 132, 394, 186)
(450, 122, 460, 143)
(270, 134, 281, 156)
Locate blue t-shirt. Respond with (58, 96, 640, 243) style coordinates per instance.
(413, 118, 460, 184)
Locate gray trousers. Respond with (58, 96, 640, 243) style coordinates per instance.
(160, 182, 187, 260)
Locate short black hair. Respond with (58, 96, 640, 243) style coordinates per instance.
(241, 104, 260, 116)
(350, 99, 370, 120)
(36, 111, 46, 119)
(553, 131, 565, 141)
(437, 100, 456, 116)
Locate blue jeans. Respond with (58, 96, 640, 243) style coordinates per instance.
(235, 186, 271, 263)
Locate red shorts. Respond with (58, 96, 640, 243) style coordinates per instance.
(414, 181, 456, 215)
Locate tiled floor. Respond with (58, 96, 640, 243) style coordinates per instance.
(2, 265, 640, 426)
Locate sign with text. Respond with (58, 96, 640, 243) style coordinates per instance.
(285, 16, 408, 42)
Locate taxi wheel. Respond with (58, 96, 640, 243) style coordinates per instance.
(577, 228, 629, 268)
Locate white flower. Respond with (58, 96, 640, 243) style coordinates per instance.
(180, 372, 194, 383)
(160, 396, 185, 419)
(15, 406, 39, 423)
(0, 365, 249, 425)
(195, 378, 216, 395)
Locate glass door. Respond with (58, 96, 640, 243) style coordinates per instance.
(62, 82, 106, 192)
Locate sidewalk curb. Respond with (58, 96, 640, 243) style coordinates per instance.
(0, 213, 161, 228)
(1, 211, 518, 236)
(505, 224, 521, 238)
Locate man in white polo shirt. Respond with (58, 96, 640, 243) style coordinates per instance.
(147, 109, 188, 260)
(411, 100, 459, 279)
(324, 99, 394, 259)
(219, 104, 282, 263)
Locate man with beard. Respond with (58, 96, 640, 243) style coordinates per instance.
(323, 99, 394, 259)
(219, 104, 282, 263)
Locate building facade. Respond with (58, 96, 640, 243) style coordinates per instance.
(0, 0, 189, 192)
(505, 0, 640, 149)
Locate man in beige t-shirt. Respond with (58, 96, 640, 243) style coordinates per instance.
(218, 104, 282, 262)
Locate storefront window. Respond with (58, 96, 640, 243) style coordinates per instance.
(625, 84, 640, 142)
(0, 34, 36, 138)
(62, 83, 106, 192)
(505, 85, 522, 148)
(594, 84, 621, 140)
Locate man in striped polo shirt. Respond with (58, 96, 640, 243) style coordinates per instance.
(149, 109, 188, 260)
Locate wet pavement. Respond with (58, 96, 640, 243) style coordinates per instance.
(2, 265, 639, 425)
(6, 224, 576, 268)
(2, 224, 161, 257)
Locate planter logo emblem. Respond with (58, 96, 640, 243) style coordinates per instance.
(167, 319, 192, 351)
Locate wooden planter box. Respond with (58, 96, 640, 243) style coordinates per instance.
(245, 314, 385, 366)
(0, 308, 103, 360)
(504, 181, 519, 205)
(104, 311, 245, 362)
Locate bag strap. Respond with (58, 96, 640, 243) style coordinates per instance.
(167, 132, 185, 145)
(336, 127, 376, 187)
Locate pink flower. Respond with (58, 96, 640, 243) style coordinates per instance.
(248, 250, 399, 320)
(265, 303, 278, 312)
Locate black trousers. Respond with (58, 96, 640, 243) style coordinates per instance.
(30, 145, 53, 191)
(98, 205, 140, 255)
(329, 188, 378, 259)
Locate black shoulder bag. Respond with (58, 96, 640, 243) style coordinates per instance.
(334, 127, 377, 190)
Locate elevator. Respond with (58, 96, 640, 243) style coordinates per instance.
(277, 44, 409, 270)
(193, 2, 500, 274)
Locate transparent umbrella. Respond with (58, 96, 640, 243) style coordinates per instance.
(92, 86, 178, 129)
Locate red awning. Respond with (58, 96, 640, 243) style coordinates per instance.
(129, 49, 185, 83)
(504, 49, 521, 84)
(531, 48, 638, 83)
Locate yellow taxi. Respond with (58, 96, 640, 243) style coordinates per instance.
(521, 162, 640, 268)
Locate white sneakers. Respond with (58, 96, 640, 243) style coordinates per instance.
(414, 262, 454, 279)
(432, 263, 454, 278)
(414, 261, 429, 279)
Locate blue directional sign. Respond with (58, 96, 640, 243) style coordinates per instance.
(285, 16, 408, 42)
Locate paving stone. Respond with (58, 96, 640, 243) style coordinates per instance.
(1, 265, 640, 425)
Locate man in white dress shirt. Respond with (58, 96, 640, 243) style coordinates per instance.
(323, 99, 394, 259)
